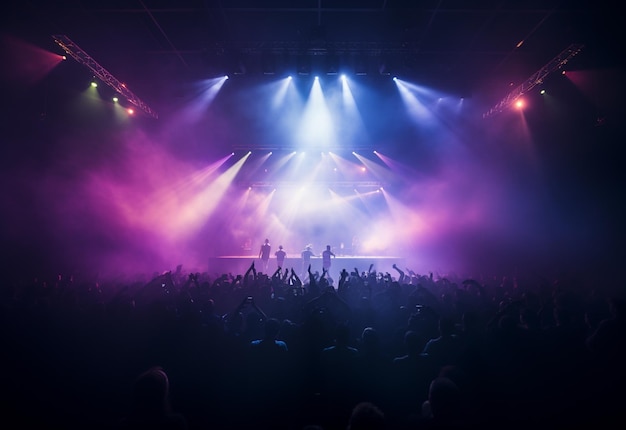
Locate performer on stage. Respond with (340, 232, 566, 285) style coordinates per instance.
(275, 245, 286, 270)
(301, 244, 315, 275)
(259, 238, 271, 273)
(322, 244, 335, 272)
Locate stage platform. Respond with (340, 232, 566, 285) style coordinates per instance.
(208, 255, 406, 278)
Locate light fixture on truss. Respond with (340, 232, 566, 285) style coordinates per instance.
(52, 35, 158, 119)
(483, 43, 584, 119)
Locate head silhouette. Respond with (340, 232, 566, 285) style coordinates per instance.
(131, 366, 171, 415)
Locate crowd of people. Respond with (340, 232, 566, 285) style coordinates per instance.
(1, 259, 624, 429)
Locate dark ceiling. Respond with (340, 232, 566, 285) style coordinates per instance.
(3, 1, 623, 115)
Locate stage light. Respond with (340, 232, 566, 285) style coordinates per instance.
(112, 96, 118, 102)
(540, 89, 546, 95)
(90, 80, 98, 88)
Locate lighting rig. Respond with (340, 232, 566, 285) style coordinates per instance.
(483, 43, 584, 119)
(52, 35, 158, 119)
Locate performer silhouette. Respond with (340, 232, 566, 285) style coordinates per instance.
(322, 245, 335, 272)
(275, 245, 286, 269)
(301, 244, 315, 275)
(259, 238, 271, 273)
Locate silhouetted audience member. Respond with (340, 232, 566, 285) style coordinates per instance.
(422, 315, 462, 371)
(346, 401, 386, 430)
(420, 376, 466, 428)
(389, 330, 436, 426)
(584, 296, 626, 425)
(354, 327, 392, 411)
(117, 366, 187, 430)
(586, 297, 626, 364)
(319, 322, 360, 428)
(246, 317, 292, 429)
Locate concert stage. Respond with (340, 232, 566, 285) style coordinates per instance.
(208, 255, 406, 278)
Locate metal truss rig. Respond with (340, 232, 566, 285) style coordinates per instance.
(52, 35, 158, 119)
(243, 181, 384, 189)
(483, 43, 584, 119)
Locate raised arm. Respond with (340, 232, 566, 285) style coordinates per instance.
(290, 268, 302, 287)
(282, 267, 290, 283)
(244, 261, 257, 286)
(338, 268, 350, 293)
(250, 296, 268, 321)
(392, 263, 405, 283)
(307, 264, 320, 297)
